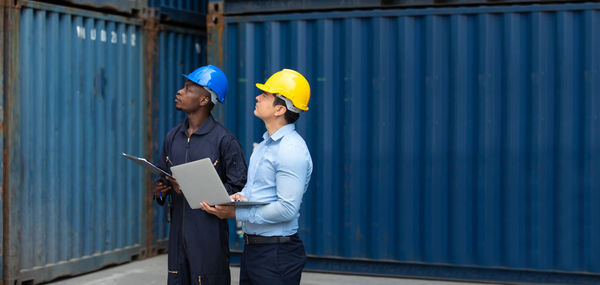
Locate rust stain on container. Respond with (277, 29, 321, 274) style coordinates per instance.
(207, 1, 224, 68)
(3, 1, 22, 283)
(144, 17, 159, 257)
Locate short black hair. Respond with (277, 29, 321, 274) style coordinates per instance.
(273, 95, 300, 124)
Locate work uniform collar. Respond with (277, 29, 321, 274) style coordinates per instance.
(180, 115, 217, 136)
(263, 123, 295, 142)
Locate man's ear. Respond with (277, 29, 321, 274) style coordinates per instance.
(274, 105, 287, 117)
(199, 95, 211, 107)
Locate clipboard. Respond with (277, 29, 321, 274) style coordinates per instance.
(121, 153, 173, 179)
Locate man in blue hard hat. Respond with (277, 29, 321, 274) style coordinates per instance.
(153, 65, 247, 285)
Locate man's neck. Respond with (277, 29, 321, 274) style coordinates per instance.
(264, 117, 287, 136)
(187, 110, 210, 136)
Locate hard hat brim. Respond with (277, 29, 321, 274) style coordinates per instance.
(182, 74, 203, 87)
(255, 83, 277, 94)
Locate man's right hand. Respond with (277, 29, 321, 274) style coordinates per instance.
(166, 176, 183, 195)
(153, 181, 171, 198)
(230, 193, 248, 201)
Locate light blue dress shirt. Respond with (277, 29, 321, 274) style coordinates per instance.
(235, 123, 313, 236)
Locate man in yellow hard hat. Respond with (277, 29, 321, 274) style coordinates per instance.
(201, 68, 313, 285)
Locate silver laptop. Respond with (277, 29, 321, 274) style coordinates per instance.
(170, 158, 268, 208)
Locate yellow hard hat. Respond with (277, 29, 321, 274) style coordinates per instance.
(256, 69, 310, 112)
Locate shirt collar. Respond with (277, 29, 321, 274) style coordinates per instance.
(263, 123, 295, 142)
(180, 115, 217, 136)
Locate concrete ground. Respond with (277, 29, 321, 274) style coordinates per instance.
(45, 254, 496, 285)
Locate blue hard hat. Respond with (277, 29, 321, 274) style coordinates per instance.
(182, 65, 228, 103)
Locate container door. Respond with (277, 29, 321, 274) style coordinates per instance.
(5, 2, 146, 284)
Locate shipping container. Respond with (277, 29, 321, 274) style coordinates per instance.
(223, 0, 582, 15)
(224, 0, 379, 14)
(213, 2, 600, 283)
(36, 0, 147, 14)
(0, 0, 213, 283)
(3, 1, 147, 284)
(148, 0, 207, 26)
(149, 23, 205, 253)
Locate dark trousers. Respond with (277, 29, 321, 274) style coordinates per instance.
(240, 234, 306, 285)
(167, 227, 231, 285)
(168, 243, 191, 285)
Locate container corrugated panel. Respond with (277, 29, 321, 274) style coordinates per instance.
(5, 2, 146, 284)
(37, 0, 146, 14)
(223, 0, 579, 15)
(149, 0, 206, 14)
(224, 0, 378, 15)
(151, 24, 204, 247)
(148, 0, 207, 26)
(221, 2, 600, 280)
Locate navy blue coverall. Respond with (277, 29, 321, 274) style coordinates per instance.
(156, 115, 247, 285)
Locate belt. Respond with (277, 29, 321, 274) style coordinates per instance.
(243, 234, 295, 245)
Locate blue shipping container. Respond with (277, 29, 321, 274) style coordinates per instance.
(149, 0, 205, 13)
(148, 0, 207, 26)
(37, 0, 146, 14)
(4, 2, 146, 284)
(216, 2, 600, 283)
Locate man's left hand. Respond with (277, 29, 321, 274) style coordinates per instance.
(165, 176, 182, 195)
(200, 202, 235, 219)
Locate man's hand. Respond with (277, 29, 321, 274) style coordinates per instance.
(165, 176, 183, 195)
(153, 181, 171, 198)
(230, 193, 248, 201)
(200, 202, 236, 219)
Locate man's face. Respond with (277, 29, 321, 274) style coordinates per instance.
(175, 80, 210, 112)
(254, 91, 281, 120)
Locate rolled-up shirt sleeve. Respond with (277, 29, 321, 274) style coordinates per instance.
(236, 143, 309, 224)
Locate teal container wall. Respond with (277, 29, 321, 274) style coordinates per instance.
(5, 2, 146, 283)
(151, 25, 204, 244)
(222, 2, 600, 277)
